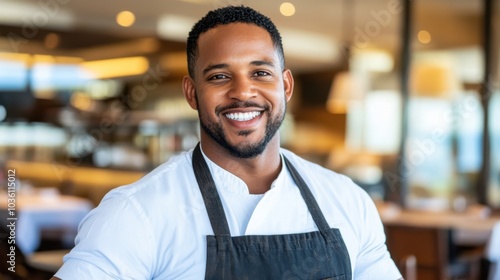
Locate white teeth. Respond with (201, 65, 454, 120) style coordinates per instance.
(225, 111, 261, 121)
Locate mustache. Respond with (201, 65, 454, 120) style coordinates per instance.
(215, 101, 269, 115)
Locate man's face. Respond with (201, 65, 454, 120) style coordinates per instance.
(183, 23, 294, 158)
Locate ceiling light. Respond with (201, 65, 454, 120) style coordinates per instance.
(280, 2, 296, 16)
(418, 30, 431, 44)
(116, 11, 136, 27)
(157, 14, 196, 42)
(280, 28, 339, 62)
(0, 1, 74, 29)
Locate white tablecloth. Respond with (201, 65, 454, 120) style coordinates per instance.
(1, 192, 93, 255)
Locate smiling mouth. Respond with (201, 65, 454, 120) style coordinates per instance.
(224, 111, 262, 122)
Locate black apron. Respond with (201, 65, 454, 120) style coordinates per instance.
(192, 144, 352, 280)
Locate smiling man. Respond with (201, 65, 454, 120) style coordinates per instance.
(52, 6, 402, 280)
(183, 20, 293, 195)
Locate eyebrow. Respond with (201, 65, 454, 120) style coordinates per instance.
(250, 60, 275, 67)
(202, 63, 228, 75)
(202, 60, 276, 75)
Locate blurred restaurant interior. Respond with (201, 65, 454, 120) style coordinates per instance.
(0, 0, 499, 279)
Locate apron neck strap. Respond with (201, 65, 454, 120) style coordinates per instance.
(192, 143, 332, 239)
(192, 143, 231, 236)
(283, 156, 331, 233)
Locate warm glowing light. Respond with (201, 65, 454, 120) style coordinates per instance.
(410, 63, 459, 98)
(81, 56, 149, 79)
(160, 52, 187, 73)
(116, 11, 135, 27)
(280, 2, 296, 16)
(71, 92, 93, 111)
(32, 55, 56, 63)
(418, 30, 431, 44)
(0, 52, 31, 62)
(0, 53, 82, 64)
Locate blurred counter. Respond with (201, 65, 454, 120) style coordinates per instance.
(5, 160, 145, 206)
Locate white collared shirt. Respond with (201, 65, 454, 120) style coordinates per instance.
(55, 148, 401, 280)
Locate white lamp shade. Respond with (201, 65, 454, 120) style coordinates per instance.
(327, 71, 365, 114)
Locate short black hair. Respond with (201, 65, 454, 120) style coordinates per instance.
(186, 6, 285, 78)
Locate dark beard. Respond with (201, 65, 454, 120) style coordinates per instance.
(198, 99, 286, 159)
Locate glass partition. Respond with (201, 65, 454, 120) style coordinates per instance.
(488, 0, 500, 208)
(404, 0, 497, 210)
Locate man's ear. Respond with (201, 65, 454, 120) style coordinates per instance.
(282, 69, 294, 102)
(182, 76, 198, 110)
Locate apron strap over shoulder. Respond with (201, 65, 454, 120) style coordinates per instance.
(192, 144, 231, 236)
(283, 156, 333, 242)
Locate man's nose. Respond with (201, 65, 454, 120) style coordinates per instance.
(227, 76, 257, 101)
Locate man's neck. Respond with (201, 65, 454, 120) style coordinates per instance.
(200, 137, 282, 194)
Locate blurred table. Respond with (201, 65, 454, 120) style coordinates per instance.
(0, 190, 92, 255)
(27, 249, 70, 273)
(379, 206, 500, 245)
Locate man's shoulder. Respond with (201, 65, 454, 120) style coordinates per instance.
(142, 149, 194, 182)
(280, 148, 367, 200)
(104, 149, 195, 200)
(279, 148, 321, 168)
(280, 148, 352, 182)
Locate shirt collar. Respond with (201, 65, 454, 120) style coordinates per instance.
(198, 144, 287, 195)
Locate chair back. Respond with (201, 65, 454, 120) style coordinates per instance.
(485, 222, 500, 280)
(399, 254, 417, 280)
(385, 224, 450, 280)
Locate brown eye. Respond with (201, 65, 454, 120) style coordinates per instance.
(254, 71, 270, 77)
(209, 74, 228, 80)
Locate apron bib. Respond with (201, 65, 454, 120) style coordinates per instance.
(192, 144, 352, 280)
